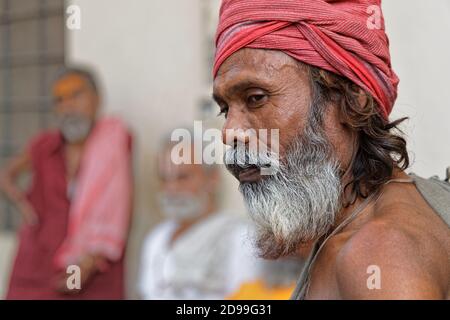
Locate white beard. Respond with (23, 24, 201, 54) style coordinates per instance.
(159, 192, 207, 222)
(225, 125, 342, 259)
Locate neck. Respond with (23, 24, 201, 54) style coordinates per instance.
(331, 169, 409, 236)
(66, 140, 86, 149)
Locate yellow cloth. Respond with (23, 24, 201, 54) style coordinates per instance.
(227, 280, 295, 300)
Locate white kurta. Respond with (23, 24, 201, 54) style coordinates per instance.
(138, 212, 260, 300)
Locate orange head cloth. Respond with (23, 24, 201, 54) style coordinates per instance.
(213, 0, 399, 119)
(52, 74, 89, 100)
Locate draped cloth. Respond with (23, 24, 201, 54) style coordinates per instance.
(138, 212, 259, 299)
(54, 117, 133, 269)
(213, 0, 399, 118)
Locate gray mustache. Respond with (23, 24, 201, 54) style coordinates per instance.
(224, 147, 280, 170)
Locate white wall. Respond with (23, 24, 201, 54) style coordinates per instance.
(0, 233, 15, 299)
(384, 0, 450, 178)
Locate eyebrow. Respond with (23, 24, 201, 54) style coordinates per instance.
(213, 79, 269, 103)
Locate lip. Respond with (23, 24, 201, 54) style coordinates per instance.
(238, 167, 262, 183)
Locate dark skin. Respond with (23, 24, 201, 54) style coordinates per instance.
(0, 74, 106, 295)
(213, 48, 450, 299)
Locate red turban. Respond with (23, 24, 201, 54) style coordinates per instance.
(213, 0, 399, 118)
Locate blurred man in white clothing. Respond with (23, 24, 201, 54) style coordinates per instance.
(137, 132, 258, 299)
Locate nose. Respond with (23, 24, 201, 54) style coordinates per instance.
(222, 110, 253, 147)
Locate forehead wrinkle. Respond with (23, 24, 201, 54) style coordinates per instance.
(214, 50, 304, 97)
(260, 52, 300, 77)
(214, 70, 258, 101)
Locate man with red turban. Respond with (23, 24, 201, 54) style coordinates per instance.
(213, 0, 450, 299)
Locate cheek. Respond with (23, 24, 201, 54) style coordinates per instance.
(260, 99, 308, 157)
(74, 94, 95, 115)
(323, 109, 354, 167)
(328, 129, 349, 160)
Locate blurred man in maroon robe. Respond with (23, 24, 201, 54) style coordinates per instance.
(0, 67, 133, 299)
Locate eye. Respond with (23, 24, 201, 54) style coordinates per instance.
(72, 89, 84, 99)
(177, 173, 190, 180)
(217, 106, 229, 118)
(247, 93, 268, 106)
(54, 96, 63, 104)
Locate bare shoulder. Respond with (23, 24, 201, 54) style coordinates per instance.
(335, 200, 450, 299)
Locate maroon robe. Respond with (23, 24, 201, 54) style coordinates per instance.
(6, 130, 125, 299)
